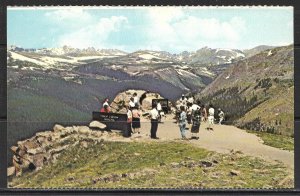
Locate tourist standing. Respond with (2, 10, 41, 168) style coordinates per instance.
(103, 98, 109, 107)
(201, 104, 207, 122)
(156, 100, 162, 122)
(191, 107, 201, 140)
(100, 104, 110, 113)
(218, 108, 225, 125)
(181, 94, 187, 105)
(191, 100, 201, 111)
(129, 97, 135, 109)
(186, 103, 193, 124)
(187, 95, 194, 105)
(132, 106, 141, 134)
(125, 106, 133, 137)
(179, 105, 187, 140)
(133, 92, 139, 108)
(150, 103, 159, 139)
(207, 104, 215, 131)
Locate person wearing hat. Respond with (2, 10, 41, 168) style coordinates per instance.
(218, 108, 225, 125)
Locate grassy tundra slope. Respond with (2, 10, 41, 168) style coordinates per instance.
(9, 141, 293, 189)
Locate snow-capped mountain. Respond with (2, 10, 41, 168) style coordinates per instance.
(175, 47, 245, 65)
(7, 44, 277, 92)
(9, 45, 128, 57)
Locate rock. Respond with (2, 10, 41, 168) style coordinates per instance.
(67, 176, 75, 181)
(91, 131, 102, 137)
(23, 140, 40, 149)
(7, 167, 15, 177)
(212, 160, 219, 164)
(78, 126, 90, 134)
(10, 146, 18, 153)
(230, 170, 240, 176)
(36, 136, 46, 144)
(72, 126, 79, 133)
(53, 124, 65, 132)
(27, 147, 44, 155)
(199, 160, 213, 167)
(36, 131, 52, 137)
(80, 141, 88, 148)
(49, 145, 68, 155)
(170, 162, 180, 168)
(102, 131, 109, 136)
(64, 127, 75, 134)
(89, 121, 107, 129)
(142, 97, 153, 110)
(186, 160, 196, 168)
(32, 153, 47, 168)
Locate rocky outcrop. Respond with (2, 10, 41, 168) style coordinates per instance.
(110, 89, 167, 113)
(8, 123, 120, 176)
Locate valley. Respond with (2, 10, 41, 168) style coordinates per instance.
(7, 44, 294, 153)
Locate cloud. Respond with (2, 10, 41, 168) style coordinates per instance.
(57, 16, 128, 48)
(145, 8, 246, 51)
(45, 8, 93, 28)
(44, 9, 129, 49)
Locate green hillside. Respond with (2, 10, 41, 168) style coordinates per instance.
(9, 141, 293, 189)
(199, 45, 294, 136)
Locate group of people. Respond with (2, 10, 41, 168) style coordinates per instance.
(176, 94, 225, 140)
(99, 93, 225, 140)
(126, 93, 142, 136)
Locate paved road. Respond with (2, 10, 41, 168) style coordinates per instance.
(135, 116, 294, 170)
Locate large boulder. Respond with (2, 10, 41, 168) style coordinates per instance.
(110, 89, 165, 112)
(89, 121, 107, 129)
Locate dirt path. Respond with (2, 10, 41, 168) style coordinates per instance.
(135, 116, 294, 170)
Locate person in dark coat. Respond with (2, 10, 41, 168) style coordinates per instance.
(150, 103, 159, 139)
(125, 106, 132, 137)
(191, 107, 201, 140)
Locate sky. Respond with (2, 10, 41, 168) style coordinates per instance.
(7, 6, 294, 53)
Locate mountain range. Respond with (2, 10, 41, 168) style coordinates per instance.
(7, 44, 291, 151)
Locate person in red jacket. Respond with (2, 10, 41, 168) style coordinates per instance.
(100, 104, 110, 113)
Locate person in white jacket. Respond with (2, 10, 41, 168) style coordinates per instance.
(207, 104, 215, 131)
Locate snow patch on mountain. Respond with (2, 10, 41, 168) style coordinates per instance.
(10, 52, 47, 66)
(138, 53, 162, 60)
(40, 56, 79, 65)
(267, 50, 273, 56)
(175, 69, 198, 78)
(199, 67, 215, 76)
